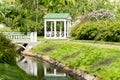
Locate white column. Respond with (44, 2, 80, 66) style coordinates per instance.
(64, 20, 66, 38)
(54, 69, 57, 75)
(50, 21, 53, 37)
(60, 22, 62, 37)
(44, 20, 47, 38)
(70, 20, 72, 28)
(54, 21, 56, 38)
(67, 21, 69, 37)
(44, 65, 47, 76)
(69, 20, 72, 37)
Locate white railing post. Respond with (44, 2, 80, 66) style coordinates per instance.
(30, 32, 37, 42)
(33, 32, 37, 42)
(30, 32, 33, 42)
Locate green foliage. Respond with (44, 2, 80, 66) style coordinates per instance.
(0, 0, 36, 32)
(0, 27, 20, 32)
(0, 63, 36, 80)
(0, 27, 12, 32)
(0, 0, 116, 32)
(17, 0, 76, 34)
(0, 33, 17, 65)
(0, 0, 117, 35)
(71, 21, 120, 42)
(32, 40, 120, 80)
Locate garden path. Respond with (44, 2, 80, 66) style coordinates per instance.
(72, 41, 120, 49)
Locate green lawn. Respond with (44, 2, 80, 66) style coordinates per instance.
(0, 63, 36, 80)
(37, 36, 120, 45)
(32, 40, 120, 80)
(37, 36, 44, 41)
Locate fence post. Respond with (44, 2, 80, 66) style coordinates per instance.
(33, 32, 37, 42)
(30, 32, 34, 42)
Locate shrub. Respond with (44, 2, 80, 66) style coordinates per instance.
(87, 9, 116, 21)
(0, 33, 17, 65)
(70, 21, 120, 42)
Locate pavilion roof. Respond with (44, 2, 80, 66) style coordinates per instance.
(44, 13, 71, 19)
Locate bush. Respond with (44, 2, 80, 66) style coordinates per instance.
(70, 21, 120, 42)
(0, 33, 17, 65)
(87, 9, 116, 21)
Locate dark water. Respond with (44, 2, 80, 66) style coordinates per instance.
(17, 56, 77, 80)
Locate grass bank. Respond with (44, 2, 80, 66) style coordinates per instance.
(0, 63, 36, 80)
(32, 40, 120, 80)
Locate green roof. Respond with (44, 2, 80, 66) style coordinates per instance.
(44, 76, 69, 80)
(44, 13, 70, 19)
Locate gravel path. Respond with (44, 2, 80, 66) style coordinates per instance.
(73, 42, 120, 49)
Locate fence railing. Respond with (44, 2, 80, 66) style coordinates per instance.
(46, 31, 67, 39)
(3, 32, 37, 43)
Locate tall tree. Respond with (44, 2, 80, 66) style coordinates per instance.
(0, 0, 116, 33)
(15, 0, 75, 33)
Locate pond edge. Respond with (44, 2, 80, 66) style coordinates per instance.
(22, 51, 101, 80)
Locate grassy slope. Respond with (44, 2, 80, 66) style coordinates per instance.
(0, 63, 36, 80)
(32, 40, 120, 80)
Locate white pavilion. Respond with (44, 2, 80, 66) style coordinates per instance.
(44, 13, 72, 39)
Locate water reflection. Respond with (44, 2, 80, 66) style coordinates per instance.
(17, 56, 74, 80)
(17, 56, 37, 76)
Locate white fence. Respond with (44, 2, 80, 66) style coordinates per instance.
(3, 32, 37, 43)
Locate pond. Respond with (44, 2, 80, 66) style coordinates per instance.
(17, 56, 77, 80)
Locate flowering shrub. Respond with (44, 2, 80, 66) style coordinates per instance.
(87, 9, 116, 21)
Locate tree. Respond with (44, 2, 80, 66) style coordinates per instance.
(0, 0, 116, 34)
(0, 33, 17, 65)
(0, 0, 32, 32)
(15, 0, 75, 34)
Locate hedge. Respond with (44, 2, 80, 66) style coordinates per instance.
(70, 21, 120, 42)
